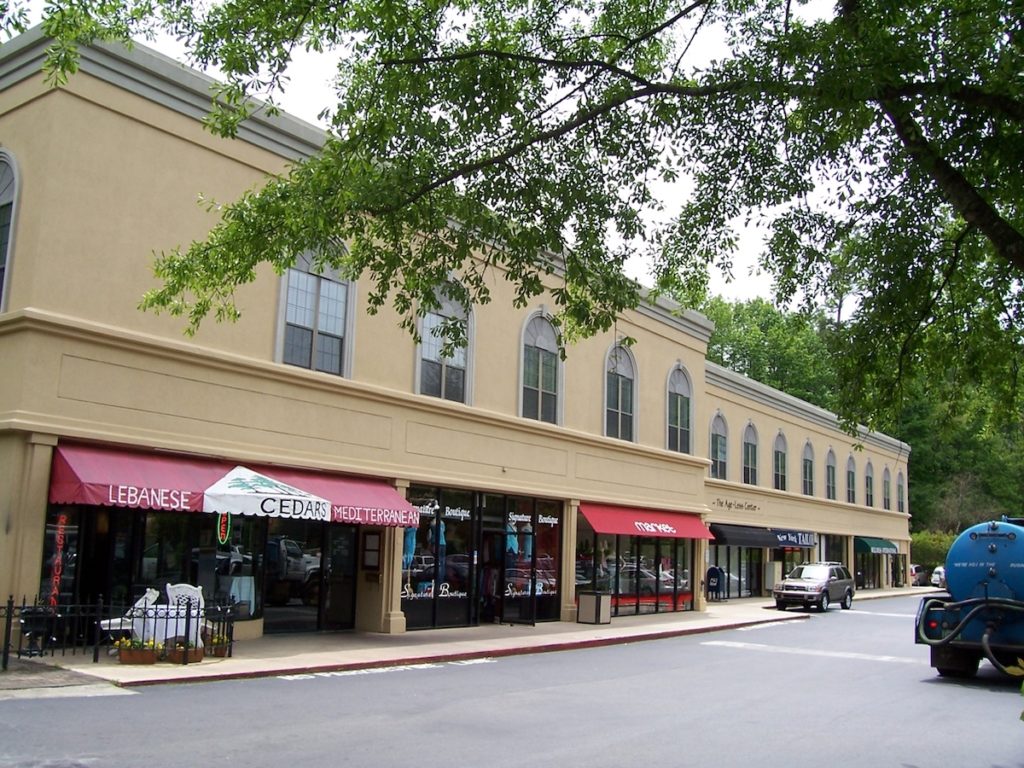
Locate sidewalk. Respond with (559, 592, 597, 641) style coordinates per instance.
(1, 587, 933, 693)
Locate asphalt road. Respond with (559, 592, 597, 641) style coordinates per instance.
(1, 594, 1022, 768)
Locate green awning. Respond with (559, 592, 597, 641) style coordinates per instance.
(855, 536, 898, 555)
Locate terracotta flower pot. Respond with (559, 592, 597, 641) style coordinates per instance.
(210, 644, 229, 657)
(118, 648, 157, 665)
(166, 647, 204, 664)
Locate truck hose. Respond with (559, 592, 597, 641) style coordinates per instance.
(917, 596, 1024, 647)
(980, 626, 1022, 675)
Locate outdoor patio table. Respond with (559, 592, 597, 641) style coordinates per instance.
(131, 605, 204, 647)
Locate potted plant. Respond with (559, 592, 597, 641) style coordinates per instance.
(114, 637, 161, 664)
(166, 640, 204, 664)
(208, 633, 230, 657)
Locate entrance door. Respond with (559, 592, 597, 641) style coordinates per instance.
(263, 518, 323, 633)
(501, 498, 537, 625)
(323, 524, 357, 630)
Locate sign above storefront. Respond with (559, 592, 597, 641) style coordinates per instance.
(579, 502, 713, 539)
(772, 529, 815, 548)
(48, 443, 420, 527)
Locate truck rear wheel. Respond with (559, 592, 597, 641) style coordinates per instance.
(932, 646, 980, 678)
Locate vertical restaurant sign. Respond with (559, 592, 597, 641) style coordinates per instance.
(49, 513, 68, 607)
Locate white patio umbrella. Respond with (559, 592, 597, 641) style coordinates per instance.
(202, 466, 331, 521)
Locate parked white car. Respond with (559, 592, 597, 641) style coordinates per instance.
(931, 565, 946, 588)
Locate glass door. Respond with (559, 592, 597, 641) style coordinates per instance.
(323, 524, 357, 630)
(501, 497, 536, 625)
(262, 518, 323, 633)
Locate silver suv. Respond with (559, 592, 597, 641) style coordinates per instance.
(773, 562, 855, 612)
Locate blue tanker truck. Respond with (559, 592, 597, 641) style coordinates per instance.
(915, 517, 1024, 677)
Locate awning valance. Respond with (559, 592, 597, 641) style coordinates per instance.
(49, 443, 418, 526)
(708, 523, 779, 548)
(855, 536, 899, 555)
(579, 503, 713, 539)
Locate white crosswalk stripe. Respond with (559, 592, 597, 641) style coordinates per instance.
(0, 683, 136, 701)
(702, 639, 928, 664)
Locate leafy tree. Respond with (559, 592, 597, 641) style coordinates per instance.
(4, 0, 1022, 430)
(701, 297, 836, 410)
(909, 530, 955, 569)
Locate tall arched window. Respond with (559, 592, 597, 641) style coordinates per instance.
(605, 345, 635, 440)
(667, 367, 692, 454)
(897, 472, 906, 513)
(522, 314, 559, 423)
(710, 414, 728, 479)
(773, 433, 787, 491)
(742, 424, 758, 484)
(802, 442, 815, 495)
(420, 288, 470, 403)
(883, 467, 892, 510)
(825, 450, 837, 500)
(282, 252, 352, 376)
(865, 461, 875, 507)
(0, 152, 17, 312)
(846, 456, 856, 503)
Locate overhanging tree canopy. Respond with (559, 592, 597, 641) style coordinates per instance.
(6, 0, 1022, 430)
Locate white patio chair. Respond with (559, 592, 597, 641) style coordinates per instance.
(163, 583, 207, 647)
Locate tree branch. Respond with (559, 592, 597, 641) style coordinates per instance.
(880, 98, 1024, 270)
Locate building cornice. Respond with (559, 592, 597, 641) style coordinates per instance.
(0, 26, 324, 162)
(705, 361, 911, 456)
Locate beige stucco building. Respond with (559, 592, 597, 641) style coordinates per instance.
(0, 28, 911, 642)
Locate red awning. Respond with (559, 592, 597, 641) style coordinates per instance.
(49, 443, 419, 526)
(579, 502, 713, 539)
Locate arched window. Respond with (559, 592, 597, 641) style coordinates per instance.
(0, 152, 17, 312)
(825, 450, 837, 500)
(802, 442, 814, 496)
(605, 345, 635, 440)
(420, 287, 470, 403)
(282, 252, 352, 376)
(742, 424, 758, 485)
(710, 414, 728, 479)
(522, 314, 559, 423)
(846, 456, 856, 503)
(865, 461, 875, 507)
(897, 472, 906, 513)
(667, 367, 692, 454)
(883, 467, 892, 510)
(773, 433, 787, 491)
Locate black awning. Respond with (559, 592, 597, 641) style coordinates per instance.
(709, 523, 779, 548)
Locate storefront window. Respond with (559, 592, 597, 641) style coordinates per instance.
(402, 487, 474, 628)
(436, 489, 473, 626)
(575, 517, 694, 616)
(535, 500, 561, 621)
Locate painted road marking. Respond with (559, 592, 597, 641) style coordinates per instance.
(702, 640, 928, 664)
(279, 658, 495, 681)
(735, 622, 791, 631)
(0, 684, 136, 702)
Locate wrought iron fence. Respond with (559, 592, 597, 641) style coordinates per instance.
(2, 595, 236, 670)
